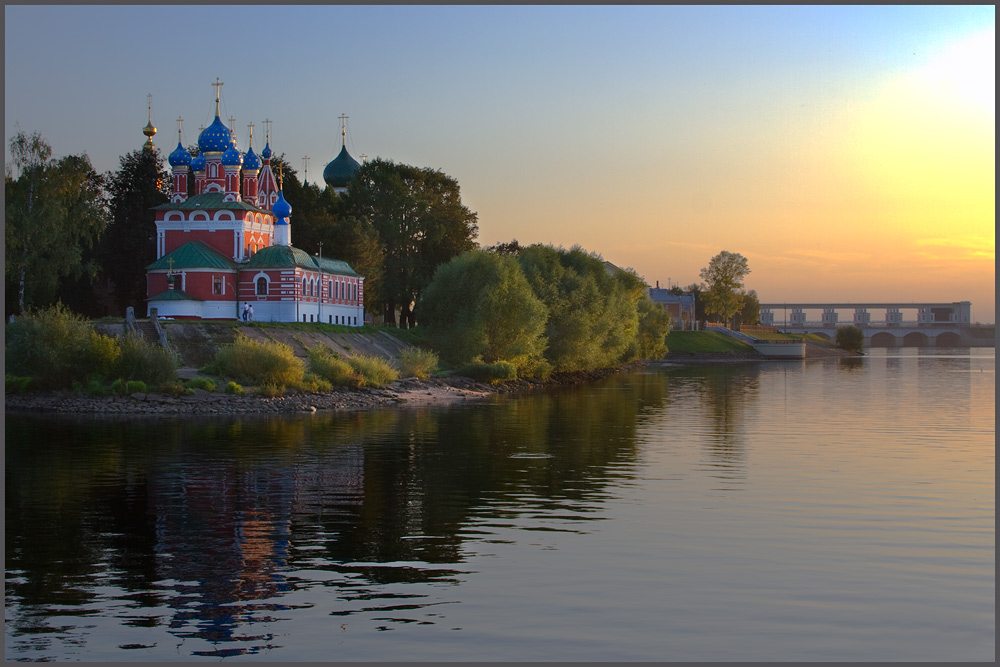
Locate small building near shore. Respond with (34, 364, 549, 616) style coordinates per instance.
(648, 287, 697, 330)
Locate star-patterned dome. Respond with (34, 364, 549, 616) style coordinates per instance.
(242, 145, 261, 171)
(168, 141, 192, 167)
(222, 143, 243, 168)
(260, 141, 273, 160)
(191, 153, 206, 172)
(198, 115, 234, 154)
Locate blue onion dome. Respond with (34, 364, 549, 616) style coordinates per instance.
(198, 115, 234, 153)
(272, 190, 292, 221)
(191, 152, 206, 172)
(168, 142, 192, 167)
(222, 143, 243, 167)
(323, 145, 362, 189)
(260, 141, 273, 160)
(242, 145, 261, 171)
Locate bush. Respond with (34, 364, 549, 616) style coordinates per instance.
(212, 334, 305, 386)
(4, 304, 121, 388)
(348, 354, 399, 387)
(110, 378, 126, 396)
(224, 381, 244, 395)
(115, 332, 178, 385)
(125, 380, 147, 394)
(399, 347, 439, 379)
(186, 377, 216, 392)
(308, 346, 362, 387)
(87, 378, 112, 397)
(296, 373, 333, 393)
(5, 374, 34, 394)
(459, 360, 518, 384)
(157, 381, 185, 396)
(836, 326, 864, 352)
(257, 383, 284, 397)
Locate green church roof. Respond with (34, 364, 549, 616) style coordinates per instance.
(153, 191, 270, 214)
(244, 244, 359, 276)
(147, 288, 202, 302)
(146, 240, 238, 271)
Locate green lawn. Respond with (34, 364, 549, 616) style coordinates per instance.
(666, 331, 754, 353)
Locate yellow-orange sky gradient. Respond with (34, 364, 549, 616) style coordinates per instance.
(5, 7, 995, 321)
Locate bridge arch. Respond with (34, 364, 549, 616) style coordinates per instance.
(935, 331, 962, 347)
(903, 332, 929, 347)
(870, 332, 897, 347)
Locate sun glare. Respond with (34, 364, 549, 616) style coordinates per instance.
(921, 28, 996, 113)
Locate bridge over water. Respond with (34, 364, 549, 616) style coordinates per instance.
(758, 301, 993, 347)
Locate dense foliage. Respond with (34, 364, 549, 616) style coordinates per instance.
(517, 245, 646, 372)
(4, 304, 177, 389)
(417, 249, 549, 375)
(418, 244, 672, 379)
(6, 132, 108, 316)
(342, 159, 479, 327)
(98, 148, 170, 312)
(835, 325, 864, 352)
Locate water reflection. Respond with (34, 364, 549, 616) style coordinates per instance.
(6, 351, 993, 661)
(5, 379, 659, 656)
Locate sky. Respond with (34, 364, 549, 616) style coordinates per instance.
(5, 5, 995, 322)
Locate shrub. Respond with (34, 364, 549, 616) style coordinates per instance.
(398, 347, 439, 379)
(110, 378, 126, 396)
(125, 380, 147, 394)
(186, 377, 216, 392)
(296, 373, 333, 393)
(157, 381, 185, 396)
(212, 334, 305, 386)
(309, 347, 362, 387)
(224, 381, 244, 395)
(257, 383, 284, 397)
(459, 360, 518, 384)
(5, 375, 34, 394)
(836, 326, 864, 352)
(348, 354, 399, 387)
(115, 332, 178, 385)
(4, 304, 121, 388)
(87, 378, 112, 397)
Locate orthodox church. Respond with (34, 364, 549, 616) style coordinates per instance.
(145, 86, 365, 324)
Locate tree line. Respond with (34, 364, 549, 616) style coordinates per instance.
(5, 131, 477, 326)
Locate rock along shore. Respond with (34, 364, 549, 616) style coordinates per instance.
(4, 364, 647, 418)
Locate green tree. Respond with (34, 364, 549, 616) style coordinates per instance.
(416, 249, 548, 374)
(5, 132, 108, 315)
(836, 325, 864, 352)
(699, 250, 751, 327)
(98, 147, 169, 312)
(632, 295, 673, 359)
(518, 244, 645, 372)
(734, 288, 761, 328)
(342, 159, 479, 328)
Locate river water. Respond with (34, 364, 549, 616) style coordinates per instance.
(4, 348, 994, 662)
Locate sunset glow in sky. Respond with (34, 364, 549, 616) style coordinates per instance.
(5, 5, 995, 321)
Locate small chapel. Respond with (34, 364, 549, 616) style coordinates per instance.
(144, 83, 365, 325)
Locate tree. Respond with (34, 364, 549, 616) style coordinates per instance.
(836, 325, 864, 352)
(416, 249, 548, 374)
(98, 148, 169, 312)
(341, 159, 479, 327)
(517, 244, 645, 372)
(632, 295, 672, 359)
(699, 250, 751, 327)
(5, 131, 108, 315)
(734, 288, 760, 328)
(682, 282, 708, 327)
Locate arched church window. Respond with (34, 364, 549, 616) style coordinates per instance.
(256, 277, 267, 296)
